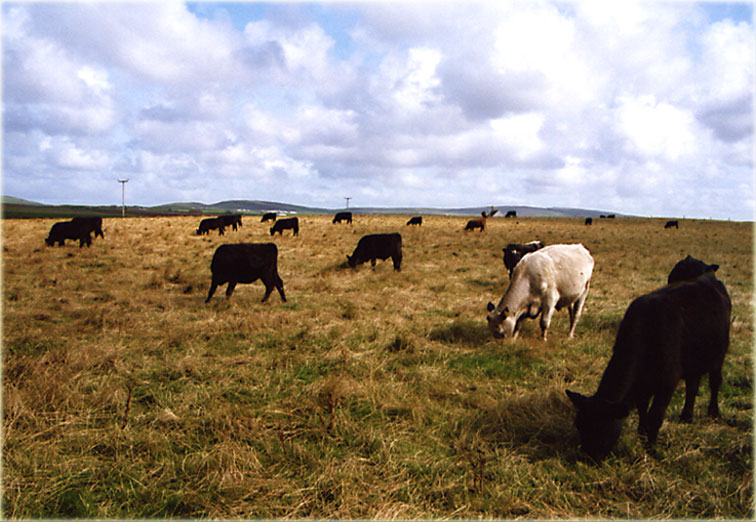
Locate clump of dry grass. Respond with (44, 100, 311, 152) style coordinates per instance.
(2, 215, 753, 518)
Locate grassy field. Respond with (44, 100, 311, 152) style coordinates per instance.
(2, 214, 753, 518)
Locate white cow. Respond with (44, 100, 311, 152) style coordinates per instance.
(486, 244, 594, 341)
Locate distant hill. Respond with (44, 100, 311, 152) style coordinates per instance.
(1, 196, 623, 219)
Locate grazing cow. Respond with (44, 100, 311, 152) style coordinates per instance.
(667, 255, 719, 285)
(406, 216, 423, 226)
(600, 215, 607, 219)
(566, 264, 731, 462)
(465, 209, 498, 231)
(220, 214, 242, 231)
(270, 216, 299, 236)
(502, 241, 544, 278)
(347, 233, 402, 271)
(71, 217, 104, 239)
(261, 212, 277, 223)
(585, 217, 593, 226)
(197, 217, 226, 236)
(607, 214, 616, 219)
(664, 220, 679, 229)
(505, 210, 517, 218)
(206, 243, 287, 303)
(486, 244, 593, 340)
(45, 220, 92, 248)
(333, 211, 353, 224)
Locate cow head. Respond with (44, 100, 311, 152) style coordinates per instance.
(667, 255, 719, 285)
(346, 255, 356, 268)
(486, 302, 517, 339)
(566, 390, 629, 462)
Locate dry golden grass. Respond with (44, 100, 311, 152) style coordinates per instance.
(2, 214, 753, 518)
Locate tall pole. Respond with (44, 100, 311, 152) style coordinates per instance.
(118, 179, 129, 217)
(344, 197, 351, 209)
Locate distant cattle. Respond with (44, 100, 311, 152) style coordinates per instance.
(261, 212, 277, 223)
(270, 216, 299, 236)
(487, 244, 594, 340)
(502, 241, 544, 279)
(333, 212, 352, 224)
(584, 217, 593, 225)
(71, 217, 104, 239)
(607, 214, 616, 219)
(664, 220, 679, 229)
(505, 210, 517, 218)
(667, 255, 719, 285)
(205, 243, 286, 303)
(406, 216, 423, 226)
(220, 214, 242, 231)
(197, 217, 226, 236)
(347, 233, 402, 271)
(465, 209, 498, 231)
(45, 220, 93, 248)
(567, 260, 731, 462)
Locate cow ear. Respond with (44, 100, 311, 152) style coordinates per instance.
(566, 390, 587, 409)
(346, 255, 351, 261)
(487, 302, 495, 312)
(709, 263, 719, 272)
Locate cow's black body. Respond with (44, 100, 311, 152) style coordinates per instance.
(347, 233, 402, 271)
(206, 243, 286, 303)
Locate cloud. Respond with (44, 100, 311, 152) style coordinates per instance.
(1, 2, 753, 219)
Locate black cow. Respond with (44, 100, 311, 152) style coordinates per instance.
(406, 216, 422, 226)
(664, 220, 679, 229)
(220, 214, 242, 231)
(270, 217, 299, 236)
(502, 241, 544, 278)
(607, 214, 616, 219)
(197, 217, 226, 236)
(71, 217, 104, 239)
(566, 262, 731, 462)
(206, 243, 286, 303)
(333, 212, 352, 224)
(465, 219, 485, 232)
(45, 220, 93, 248)
(261, 212, 277, 223)
(585, 217, 593, 225)
(668, 255, 719, 285)
(347, 233, 402, 271)
(505, 210, 517, 218)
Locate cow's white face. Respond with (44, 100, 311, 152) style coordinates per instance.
(486, 303, 517, 339)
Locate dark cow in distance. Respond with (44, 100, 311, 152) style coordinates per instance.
(206, 243, 286, 303)
(406, 216, 422, 226)
(45, 220, 93, 248)
(668, 255, 719, 285)
(197, 217, 226, 236)
(347, 233, 402, 271)
(261, 212, 277, 223)
(505, 210, 517, 218)
(220, 214, 242, 231)
(333, 212, 352, 224)
(584, 217, 593, 225)
(270, 216, 299, 236)
(567, 259, 731, 462)
(664, 220, 679, 229)
(502, 241, 544, 278)
(71, 217, 104, 239)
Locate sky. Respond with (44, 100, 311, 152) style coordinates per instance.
(2, 1, 754, 220)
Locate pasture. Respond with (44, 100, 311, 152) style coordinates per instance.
(2, 214, 753, 518)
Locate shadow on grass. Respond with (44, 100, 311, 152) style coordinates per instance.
(428, 318, 490, 346)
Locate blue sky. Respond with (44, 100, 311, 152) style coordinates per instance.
(3, 1, 754, 219)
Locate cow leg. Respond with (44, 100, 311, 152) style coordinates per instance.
(567, 285, 590, 339)
(643, 384, 676, 447)
(371, 258, 377, 267)
(225, 281, 237, 298)
(275, 274, 287, 302)
(707, 367, 723, 418)
(205, 281, 218, 303)
(539, 304, 556, 341)
(261, 282, 273, 303)
(680, 374, 701, 422)
(636, 392, 653, 436)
